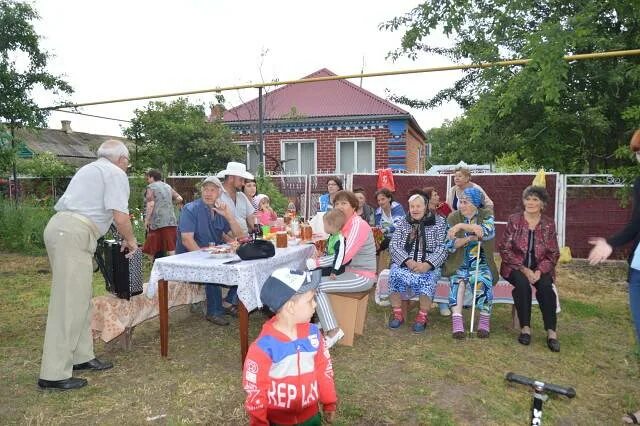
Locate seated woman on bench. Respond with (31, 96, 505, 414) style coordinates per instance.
(499, 185, 561, 352)
(444, 187, 498, 339)
(307, 191, 377, 349)
(387, 191, 448, 333)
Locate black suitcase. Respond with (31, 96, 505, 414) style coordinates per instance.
(95, 236, 143, 300)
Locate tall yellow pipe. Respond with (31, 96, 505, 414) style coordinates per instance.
(44, 48, 640, 110)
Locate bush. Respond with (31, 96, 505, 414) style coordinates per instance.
(0, 198, 54, 255)
(255, 167, 288, 214)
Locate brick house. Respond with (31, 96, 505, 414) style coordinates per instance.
(215, 68, 427, 174)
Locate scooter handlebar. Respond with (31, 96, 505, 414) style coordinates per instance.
(506, 372, 576, 398)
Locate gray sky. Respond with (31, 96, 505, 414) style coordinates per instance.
(32, 0, 462, 136)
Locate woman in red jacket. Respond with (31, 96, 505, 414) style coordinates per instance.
(499, 186, 560, 352)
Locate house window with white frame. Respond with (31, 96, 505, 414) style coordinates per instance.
(281, 140, 315, 175)
(235, 142, 260, 173)
(337, 138, 374, 173)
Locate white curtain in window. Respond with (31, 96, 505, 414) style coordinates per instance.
(356, 140, 373, 172)
(284, 143, 299, 174)
(340, 141, 355, 173)
(300, 142, 315, 174)
(247, 144, 260, 173)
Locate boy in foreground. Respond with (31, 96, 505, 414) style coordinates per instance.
(243, 268, 337, 425)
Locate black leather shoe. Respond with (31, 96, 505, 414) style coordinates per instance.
(547, 338, 560, 352)
(518, 333, 531, 345)
(73, 358, 113, 371)
(452, 331, 466, 340)
(477, 329, 490, 339)
(205, 315, 230, 326)
(38, 377, 87, 390)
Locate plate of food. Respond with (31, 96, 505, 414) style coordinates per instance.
(209, 245, 234, 258)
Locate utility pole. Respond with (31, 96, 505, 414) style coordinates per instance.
(258, 87, 264, 168)
(10, 122, 18, 205)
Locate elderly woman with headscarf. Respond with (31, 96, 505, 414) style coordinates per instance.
(499, 186, 560, 352)
(387, 191, 448, 333)
(443, 187, 499, 338)
(448, 167, 494, 212)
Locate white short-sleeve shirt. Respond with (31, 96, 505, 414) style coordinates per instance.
(55, 158, 130, 235)
(219, 188, 255, 234)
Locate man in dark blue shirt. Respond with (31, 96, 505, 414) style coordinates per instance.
(177, 176, 243, 325)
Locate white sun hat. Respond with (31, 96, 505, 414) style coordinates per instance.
(216, 161, 254, 180)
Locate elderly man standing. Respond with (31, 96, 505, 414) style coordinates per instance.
(38, 140, 137, 391)
(177, 176, 244, 325)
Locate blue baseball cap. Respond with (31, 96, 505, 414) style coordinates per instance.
(261, 268, 321, 312)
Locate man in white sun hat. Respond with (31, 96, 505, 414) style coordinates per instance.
(217, 161, 256, 235)
(216, 161, 257, 315)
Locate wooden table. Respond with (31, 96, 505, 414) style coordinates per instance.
(148, 244, 315, 364)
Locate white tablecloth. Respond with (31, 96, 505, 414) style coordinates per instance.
(147, 244, 315, 311)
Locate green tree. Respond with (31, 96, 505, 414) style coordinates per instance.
(17, 151, 74, 177)
(383, 0, 640, 173)
(124, 98, 243, 174)
(0, 124, 15, 174)
(0, 0, 73, 161)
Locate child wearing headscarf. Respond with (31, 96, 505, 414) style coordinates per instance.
(443, 187, 499, 338)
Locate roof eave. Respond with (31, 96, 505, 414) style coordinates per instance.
(224, 113, 426, 139)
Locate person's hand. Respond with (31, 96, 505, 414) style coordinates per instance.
(405, 259, 418, 271)
(329, 273, 337, 280)
(212, 200, 232, 219)
(447, 224, 461, 239)
(415, 262, 432, 273)
(532, 270, 541, 283)
(470, 224, 483, 239)
(521, 267, 536, 284)
(588, 237, 613, 265)
(324, 410, 336, 424)
(122, 238, 138, 258)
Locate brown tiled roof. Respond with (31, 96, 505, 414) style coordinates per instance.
(16, 127, 130, 166)
(223, 68, 411, 122)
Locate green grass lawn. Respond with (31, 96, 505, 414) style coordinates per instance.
(0, 252, 638, 425)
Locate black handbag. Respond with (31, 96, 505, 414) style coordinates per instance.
(236, 239, 275, 260)
(94, 226, 144, 300)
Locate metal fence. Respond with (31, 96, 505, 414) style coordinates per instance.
(1, 172, 631, 259)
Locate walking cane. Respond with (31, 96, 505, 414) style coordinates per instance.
(469, 239, 482, 336)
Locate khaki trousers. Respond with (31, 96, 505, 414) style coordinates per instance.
(40, 212, 99, 380)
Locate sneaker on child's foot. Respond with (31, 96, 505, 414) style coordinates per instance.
(388, 317, 404, 329)
(412, 321, 427, 333)
(324, 329, 344, 349)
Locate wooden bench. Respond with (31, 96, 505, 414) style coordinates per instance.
(327, 291, 370, 346)
(375, 269, 560, 329)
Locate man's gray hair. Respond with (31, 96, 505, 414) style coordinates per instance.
(97, 140, 129, 161)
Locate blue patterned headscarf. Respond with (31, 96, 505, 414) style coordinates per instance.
(461, 187, 482, 208)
